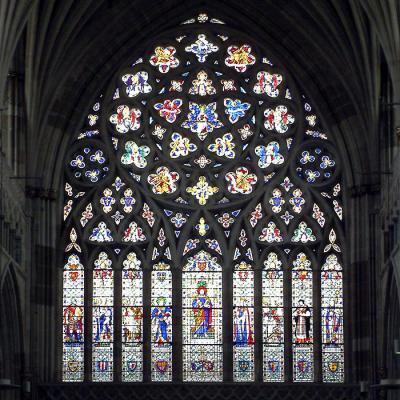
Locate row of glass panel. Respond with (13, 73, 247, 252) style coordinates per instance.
(62, 252, 343, 382)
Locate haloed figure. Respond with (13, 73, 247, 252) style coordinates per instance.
(192, 282, 213, 337)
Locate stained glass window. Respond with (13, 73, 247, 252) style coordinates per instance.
(92, 252, 114, 381)
(61, 13, 346, 383)
(292, 252, 313, 382)
(122, 252, 143, 381)
(62, 254, 84, 382)
(151, 262, 173, 381)
(233, 260, 254, 381)
(182, 251, 223, 381)
(262, 252, 284, 382)
(321, 254, 344, 382)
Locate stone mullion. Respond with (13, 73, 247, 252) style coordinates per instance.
(84, 257, 93, 382)
(113, 267, 122, 382)
(254, 262, 262, 382)
(172, 263, 182, 381)
(223, 258, 233, 381)
(314, 263, 322, 382)
(143, 265, 151, 381)
(284, 262, 292, 382)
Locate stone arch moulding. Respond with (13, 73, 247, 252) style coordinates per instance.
(0, 266, 23, 386)
(57, 12, 356, 394)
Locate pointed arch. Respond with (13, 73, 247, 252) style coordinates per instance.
(60, 12, 347, 384)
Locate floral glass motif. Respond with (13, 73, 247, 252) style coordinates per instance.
(264, 106, 294, 133)
(120, 188, 135, 213)
(69, 147, 109, 184)
(185, 34, 219, 62)
(269, 189, 285, 213)
(292, 221, 316, 243)
(225, 45, 256, 72)
(62, 15, 345, 384)
(296, 146, 336, 184)
(169, 132, 197, 158)
(186, 176, 219, 205)
(123, 221, 146, 243)
(122, 71, 152, 97)
(148, 166, 179, 194)
(224, 98, 251, 123)
(290, 189, 305, 213)
(189, 70, 216, 96)
(121, 141, 150, 168)
(255, 142, 284, 168)
(150, 46, 179, 73)
(110, 105, 141, 133)
(100, 188, 115, 213)
(154, 99, 183, 123)
(182, 102, 224, 140)
(89, 222, 113, 242)
(253, 71, 282, 97)
(259, 221, 283, 243)
(208, 133, 235, 159)
(225, 167, 257, 194)
(122, 252, 143, 381)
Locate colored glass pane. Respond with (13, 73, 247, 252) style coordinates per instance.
(151, 262, 173, 381)
(62, 254, 84, 382)
(292, 253, 313, 382)
(262, 252, 284, 382)
(121, 252, 143, 381)
(182, 251, 222, 382)
(233, 261, 254, 381)
(62, 14, 345, 384)
(92, 252, 114, 382)
(321, 255, 344, 382)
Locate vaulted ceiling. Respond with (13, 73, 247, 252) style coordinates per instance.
(1, 0, 399, 190)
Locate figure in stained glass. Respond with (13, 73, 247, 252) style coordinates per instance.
(123, 307, 143, 342)
(110, 105, 141, 133)
(255, 142, 284, 168)
(63, 305, 83, 342)
(324, 306, 342, 344)
(189, 70, 216, 96)
(62, 15, 345, 383)
(94, 306, 113, 342)
(151, 298, 172, 344)
(253, 71, 282, 97)
(233, 301, 254, 346)
(192, 281, 213, 338)
(294, 300, 311, 343)
(122, 71, 152, 97)
(89, 222, 113, 242)
(182, 102, 223, 140)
